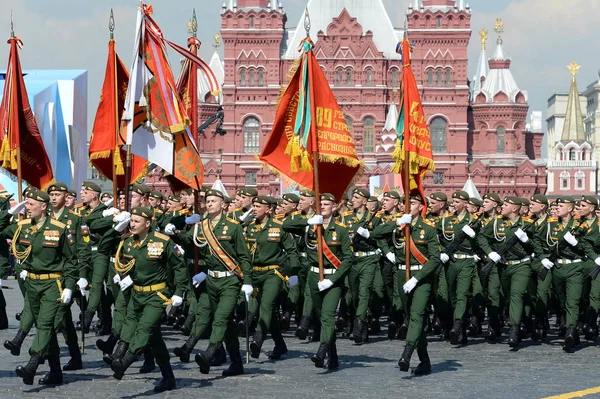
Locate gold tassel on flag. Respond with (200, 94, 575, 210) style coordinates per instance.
(114, 145, 124, 175)
(300, 149, 313, 171)
(0, 135, 11, 168)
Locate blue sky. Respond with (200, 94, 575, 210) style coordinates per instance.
(1, 0, 598, 136)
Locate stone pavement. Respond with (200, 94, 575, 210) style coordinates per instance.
(1, 278, 599, 399)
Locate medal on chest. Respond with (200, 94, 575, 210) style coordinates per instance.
(147, 241, 164, 257)
(44, 230, 60, 242)
(420, 229, 425, 240)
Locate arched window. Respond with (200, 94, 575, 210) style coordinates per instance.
(429, 117, 447, 153)
(249, 70, 255, 86)
(445, 70, 451, 86)
(427, 70, 433, 86)
(346, 70, 352, 85)
(366, 69, 373, 85)
(240, 69, 246, 86)
(436, 16, 442, 28)
(337, 69, 343, 85)
(436, 70, 442, 86)
(569, 148, 576, 161)
(560, 171, 570, 190)
(391, 69, 398, 86)
(575, 171, 585, 190)
(250, 16, 255, 28)
(363, 117, 375, 153)
(497, 126, 505, 154)
(243, 117, 260, 154)
(258, 69, 264, 87)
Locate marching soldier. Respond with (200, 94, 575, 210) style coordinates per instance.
(228, 188, 257, 224)
(65, 190, 77, 209)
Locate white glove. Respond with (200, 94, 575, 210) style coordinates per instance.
(185, 214, 201, 225)
(541, 258, 554, 270)
(595, 257, 600, 267)
(563, 231, 578, 246)
(287, 275, 298, 288)
(318, 279, 334, 291)
(488, 251, 502, 264)
(192, 272, 207, 287)
(113, 211, 130, 223)
(403, 277, 418, 294)
(356, 226, 370, 238)
(165, 223, 176, 236)
(241, 284, 253, 301)
(103, 197, 114, 207)
(102, 207, 120, 217)
(386, 252, 396, 263)
(19, 270, 28, 280)
(8, 200, 27, 216)
(76, 278, 88, 293)
(440, 253, 450, 263)
(474, 255, 481, 262)
(61, 288, 73, 304)
(307, 215, 323, 225)
(240, 209, 254, 222)
(119, 276, 133, 291)
(171, 295, 183, 307)
(396, 214, 412, 226)
(174, 244, 185, 256)
(462, 225, 476, 238)
(114, 214, 131, 233)
(113, 274, 121, 284)
(514, 228, 529, 243)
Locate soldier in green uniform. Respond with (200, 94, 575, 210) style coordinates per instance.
(228, 188, 257, 224)
(109, 207, 187, 392)
(4, 189, 78, 385)
(149, 191, 166, 227)
(65, 190, 77, 209)
(245, 196, 299, 359)
(0, 194, 12, 330)
(373, 193, 439, 374)
(347, 188, 381, 344)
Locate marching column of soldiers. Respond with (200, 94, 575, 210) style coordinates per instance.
(2, 180, 600, 391)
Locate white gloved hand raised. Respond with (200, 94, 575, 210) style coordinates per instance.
(114, 212, 131, 233)
(103, 197, 114, 207)
(318, 279, 334, 291)
(241, 284, 254, 301)
(396, 214, 412, 226)
(440, 253, 450, 263)
(514, 228, 529, 243)
(102, 207, 120, 217)
(8, 200, 27, 216)
(287, 275, 298, 288)
(113, 211, 130, 223)
(462, 225, 476, 238)
(119, 276, 133, 291)
(164, 223, 176, 236)
(356, 226, 370, 238)
(563, 231, 578, 246)
(185, 214, 201, 225)
(386, 252, 396, 263)
(76, 278, 88, 295)
(541, 258, 554, 270)
(488, 251, 502, 264)
(61, 288, 73, 304)
(113, 274, 121, 284)
(170, 295, 183, 307)
(403, 277, 419, 294)
(19, 270, 28, 280)
(240, 209, 254, 223)
(307, 215, 323, 225)
(192, 272, 207, 287)
(595, 257, 600, 267)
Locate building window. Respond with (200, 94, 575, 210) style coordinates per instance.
(245, 171, 257, 186)
(391, 69, 398, 86)
(427, 70, 433, 86)
(497, 126, 505, 154)
(436, 16, 442, 28)
(346, 70, 352, 85)
(337, 70, 343, 85)
(569, 148, 576, 161)
(445, 70, 451, 86)
(433, 172, 444, 185)
(240, 69, 246, 86)
(366, 69, 372, 85)
(249, 70, 255, 86)
(363, 117, 375, 153)
(560, 171, 570, 190)
(250, 16, 255, 28)
(429, 117, 447, 153)
(258, 69, 264, 87)
(436, 70, 442, 86)
(575, 171, 585, 190)
(345, 116, 353, 136)
(243, 117, 260, 154)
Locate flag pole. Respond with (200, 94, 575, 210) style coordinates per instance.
(9, 14, 22, 202)
(401, 34, 412, 283)
(109, 8, 119, 202)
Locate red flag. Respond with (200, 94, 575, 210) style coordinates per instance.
(0, 36, 54, 190)
(89, 39, 148, 186)
(391, 37, 435, 208)
(260, 39, 362, 200)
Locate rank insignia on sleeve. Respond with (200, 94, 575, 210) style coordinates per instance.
(67, 234, 75, 245)
(174, 244, 185, 257)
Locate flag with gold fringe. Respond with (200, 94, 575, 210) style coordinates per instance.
(0, 36, 54, 190)
(259, 38, 361, 200)
(391, 36, 435, 203)
(89, 39, 148, 186)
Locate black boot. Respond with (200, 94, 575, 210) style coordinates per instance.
(398, 319, 409, 340)
(413, 347, 432, 375)
(103, 340, 128, 366)
(485, 325, 497, 343)
(563, 326, 575, 351)
(173, 335, 200, 363)
(250, 331, 265, 359)
(269, 342, 288, 360)
(353, 318, 364, 344)
(370, 318, 381, 335)
(237, 313, 254, 338)
(585, 311, 598, 341)
(4, 329, 27, 356)
(432, 316, 442, 335)
(467, 315, 479, 337)
(311, 342, 329, 368)
(111, 351, 138, 380)
(310, 322, 321, 342)
(222, 348, 244, 377)
(388, 321, 398, 340)
(15, 311, 22, 321)
(96, 330, 119, 354)
(211, 345, 227, 366)
(81, 309, 95, 334)
(62, 340, 83, 371)
(179, 313, 196, 336)
(39, 355, 63, 385)
(195, 343, 220, 374)
(398, 344, 415, 372)
(335, 316, 347, 331)
(280, 311, 291, 331)
(15, 354, 41, 385)
(361, 319, 369, 343)
(508, 324, 520, 348)
(449, 320, 462, 345)
(154, 363, 176, 393)
(295, 316, 310, 340)
(326, 342, 339, 370)
(96, 318, 112, 336)
(139, 346, 156, 373)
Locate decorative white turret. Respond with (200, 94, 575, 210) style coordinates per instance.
(471, 27, 488, 96)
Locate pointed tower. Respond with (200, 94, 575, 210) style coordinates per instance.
(471, 27, 488, 97)
(546, 62, 597, 196)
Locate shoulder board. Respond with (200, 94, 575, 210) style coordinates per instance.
(74, 203, 85, 209)
(226, 217, 240, 225)
(50, 219, 66, 229)
(496, 215, 503, 219)
(522, 217, 533, 223)
(17, 219, 31, 226)
(375, 210, 384, 216)
(422, 218, 435, 227)
(335, 221, 347, 228)
(442, 213, 455, 219)
(274, 213, 286, 219)
(69, 209, 81, 216)
(547, 217, 558, 222)
(154, 209, 163, 214)
(574, 215, 582, 220)
(230, 208, 242, 213)
(341, 211, 353, 216)
(272, 218, 283, 225)
(291, 210, 301, 216)
(153, 232, 170, 241)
